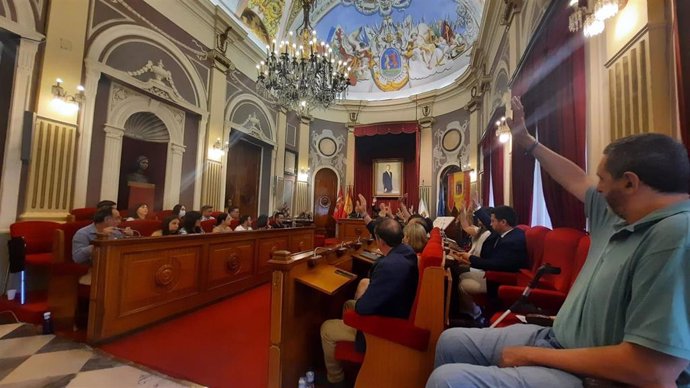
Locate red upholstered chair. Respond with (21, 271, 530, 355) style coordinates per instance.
(334, 228, 446, 388)
(120, 220, 161, 237)
(10, 221, 62, 267)
(200, 219, 216, 233)
(210, 211, 224, 219)
(494, 229, 588, 318)
(229, 219, 240, 231)
(70, 208, 97, 222)
(156, 210, 174, 220)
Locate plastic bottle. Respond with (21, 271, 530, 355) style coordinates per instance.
(298, 377, 307, 388)
(42, 311, 54, 334)
(305, 371, 315, 388)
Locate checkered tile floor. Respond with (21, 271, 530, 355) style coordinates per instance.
(0, 323, 204, 387)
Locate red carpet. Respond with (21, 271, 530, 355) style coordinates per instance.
(101, 284, 270, 388)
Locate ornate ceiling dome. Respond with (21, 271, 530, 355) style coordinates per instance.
(232, 0, 484, 101)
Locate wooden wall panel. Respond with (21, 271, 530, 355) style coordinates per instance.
(23, 117, 77, 218)
(206, 240, 256, 289)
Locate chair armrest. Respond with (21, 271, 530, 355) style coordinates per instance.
(484, 271, 517, 285)
(343, 310, 430, 351)
(498, 286, 567, 313)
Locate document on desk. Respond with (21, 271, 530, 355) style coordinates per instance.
(358, 251, 382, 262)
(295, 265, 358, 295)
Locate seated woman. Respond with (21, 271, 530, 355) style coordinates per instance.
(151, 216, 181, 236)
(461, 207, 493, 257)
(172, 203, 186, 219)
(403, 222, 429, 254)
(212, 213, 233, 233)
(126, 203, 149, 221)
(234, 215, 253, 231)
(255, 214, 271, 229)
(179, 211, 203, 234)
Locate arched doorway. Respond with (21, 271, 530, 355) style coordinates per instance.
(313, 168, 338, 237)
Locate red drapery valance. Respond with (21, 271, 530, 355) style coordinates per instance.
(354, 122, 419, 137)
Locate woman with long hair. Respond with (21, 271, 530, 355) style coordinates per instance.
(179, 211, 203, 234)
(126, 203, 149, 221)
(172, 204, 186, 218)
(213, 213, 233, 233)
(151, 216, 181, 236)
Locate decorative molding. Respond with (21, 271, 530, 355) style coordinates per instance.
(309, 128, 346, 182)
(432, 119, 470, 175)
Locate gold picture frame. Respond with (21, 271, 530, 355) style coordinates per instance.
(373, 158, 404, 197)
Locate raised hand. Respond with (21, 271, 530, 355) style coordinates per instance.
(355, 194, 367, 215)
(506, 96, 535, 148)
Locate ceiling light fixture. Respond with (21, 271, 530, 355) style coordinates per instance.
(255, 0, 351, 114)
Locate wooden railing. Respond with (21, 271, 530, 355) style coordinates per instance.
(88, 227, 314, 342)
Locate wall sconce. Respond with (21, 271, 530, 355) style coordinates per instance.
(209, 137, 229, 160)
(495, 117, 511, 144)
(297, 168, 310, 182)
(50, 78, 85, 114)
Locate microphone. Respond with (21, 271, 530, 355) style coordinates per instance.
(114, 227, 141, 237)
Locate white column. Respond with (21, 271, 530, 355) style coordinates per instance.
(99, 125, 125, 202)
(73, 64, 100, 207)
(166, 143, 186, 208)
(0, 38, 38, 230)
(345, 126, 355, 188)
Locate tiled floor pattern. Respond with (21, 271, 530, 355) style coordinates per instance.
(0, 323, 205, 387)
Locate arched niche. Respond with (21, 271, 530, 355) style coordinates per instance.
(100, 83, 186, 209)
(75, 24, 209, 208)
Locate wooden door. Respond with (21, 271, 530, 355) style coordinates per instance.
(226, 140, 261, 219)
(313, 168, 337, 237)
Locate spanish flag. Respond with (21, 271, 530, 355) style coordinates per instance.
(343, 186, 354, 216)
(333, 186, 345, 219)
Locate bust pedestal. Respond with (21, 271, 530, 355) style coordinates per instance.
(128, 182, 155, 209)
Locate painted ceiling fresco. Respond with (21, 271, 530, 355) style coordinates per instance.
(236, 0, 485, 100)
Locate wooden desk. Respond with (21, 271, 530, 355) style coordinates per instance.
(268, 239, 377, 388)
(88, 227, 314, 343)
(336, 219, 371, 241)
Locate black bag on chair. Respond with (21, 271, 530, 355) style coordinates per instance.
(7, 237, 26, 273)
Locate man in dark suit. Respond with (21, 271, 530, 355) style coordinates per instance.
(382, 164, 393, 193)
(451, 206, 527, 323)
(320, 217, 418, 387)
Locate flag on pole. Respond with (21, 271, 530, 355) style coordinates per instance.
(418, 197, 429, 218)
(437, 185, 446, 216)
(343, 186, 353, 216)
(333, 186, 345, 219)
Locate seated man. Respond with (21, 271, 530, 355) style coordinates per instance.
(427, 98, 690, 387)
(72, 206, 130, 285)
(453, 205, 527, 295)
(271, 211, 287, 228)
(227, 206, 240, 221)
(320, 217, 419, 387)
(200, 205, 215, 221)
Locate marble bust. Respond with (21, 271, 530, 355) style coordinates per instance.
(126, 155, 151, 184)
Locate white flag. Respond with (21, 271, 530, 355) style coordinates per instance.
(418, 197, 429, 218)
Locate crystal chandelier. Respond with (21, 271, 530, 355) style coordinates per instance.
(568, 0, 626, 38)
(255, 0, 351, 113)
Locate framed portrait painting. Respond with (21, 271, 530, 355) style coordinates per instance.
(373, 159, 403, 197)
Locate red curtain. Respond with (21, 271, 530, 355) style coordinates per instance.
(480, 136, 491, 206)
(673, 0, 690, 186)
(510, 94, 536, 225)
(515, 4, 586, 229)
(353, 123, 420, 214)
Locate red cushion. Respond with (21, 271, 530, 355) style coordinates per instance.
(25, 252, 54, 266)
(485, 271, 517, 285)
(120, 220, 161, 237)
(524, 226, 550, 272)
(229, 219, 240, 230)
(342, 310, 430, 352)
(70, 208, 97, 221)
(334, 341, 365, 364)
(200, 219, 216, 233)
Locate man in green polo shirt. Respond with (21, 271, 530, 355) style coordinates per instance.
(427, 97, 690, 388)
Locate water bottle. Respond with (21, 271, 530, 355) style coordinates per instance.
(297, 377, 307, 388)
(42, 312, 54, 334)
(305, 371, 315, 388)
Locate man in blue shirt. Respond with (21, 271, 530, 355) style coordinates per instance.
(321, 216, 418, 387)
(427, 98, 690, 387)
(73, 206, 129, 285)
